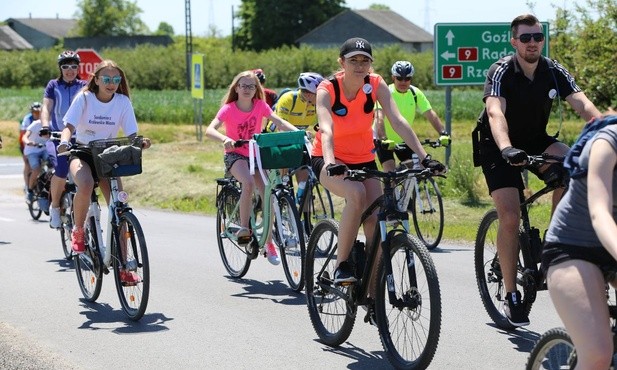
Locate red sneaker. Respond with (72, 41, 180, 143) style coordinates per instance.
(265, 242, 280, 265)
(120, 270, 141, 286)
(71, 227, 85, 253)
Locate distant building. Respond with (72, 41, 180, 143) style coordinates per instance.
(2, 17, 173, 51)
(296, 9, 434, 52)
(0, 25, 32, 50)
(4, 17, 77, 49)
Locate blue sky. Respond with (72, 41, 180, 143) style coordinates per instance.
(3, 0, 576, 37)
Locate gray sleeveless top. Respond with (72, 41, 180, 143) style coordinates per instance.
(545, 125, 617, 247)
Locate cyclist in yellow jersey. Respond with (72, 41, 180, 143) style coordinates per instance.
(374, 61, 451, 172)
(269, 72, 325, 204)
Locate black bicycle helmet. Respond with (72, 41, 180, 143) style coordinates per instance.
(57, 50, 81, 66)
(391, 61, 414, 78)
(253, 69, 266, 84)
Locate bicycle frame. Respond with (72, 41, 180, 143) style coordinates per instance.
(219, 168, 286, 250)
(84, 176, 137, 269)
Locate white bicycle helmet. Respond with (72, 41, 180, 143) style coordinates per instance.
(297, 72, 324, 94)
(391, 61, 414, 78)
(57, 50, 81, 65)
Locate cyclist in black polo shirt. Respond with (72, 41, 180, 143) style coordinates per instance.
(474, 13, 601, 327)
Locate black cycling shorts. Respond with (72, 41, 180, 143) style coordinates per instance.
(542, 242, 617, 282)
(310, 156, 377, 182)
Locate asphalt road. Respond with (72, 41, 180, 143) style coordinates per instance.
(0, 156, 565, 369)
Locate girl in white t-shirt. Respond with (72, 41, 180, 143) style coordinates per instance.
(58, 60, 151, 284)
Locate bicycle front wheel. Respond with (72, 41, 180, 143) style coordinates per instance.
(75, 217, 103, 302)
(526, 327, 576, 370)
(300, 181, 334, 237)
(275, 193, 306, 292)
(59, 190, 74, 260)
(305, 219, 355, 346)
(375, 233, 441, 369)
(216, 186, 251, 278)
(474, 209, 533, 330)
(112, 212, 150, 321)
(410, 177, 444, 250)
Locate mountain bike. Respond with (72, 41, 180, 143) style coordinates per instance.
(305, 166, 442, 369)
(377, 138, 446, 250)
(60, 136, 150, 321)
(26, 145, 53, 221)
(525, 288, 617, 370)
(288, 164, 334, 237)
(215, 131, 307, 291)
(474, 153, 566, 330)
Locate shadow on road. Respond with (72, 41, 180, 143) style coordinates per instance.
(77, 301, 173, 334)
(227, 277, 305, 306)
(319, 340, 392, 369)
(492, 324, 542, 353)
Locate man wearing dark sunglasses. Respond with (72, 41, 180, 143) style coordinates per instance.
(374, 60, 450, 172)
(473, 14, 601, 327)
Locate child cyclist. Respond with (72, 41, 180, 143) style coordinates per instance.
(206, 70, 299, 265)
(57, 60, 151, 284)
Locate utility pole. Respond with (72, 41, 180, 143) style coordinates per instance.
(185, 0, 193, 90)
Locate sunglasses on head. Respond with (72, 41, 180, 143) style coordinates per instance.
(99, 75, 122, 85)
(61, 64, 79, 70)
(395, 76, 412, 81)
(516, 32, 545, 43)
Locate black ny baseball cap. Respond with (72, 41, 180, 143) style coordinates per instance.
(339, 37, 373, 61)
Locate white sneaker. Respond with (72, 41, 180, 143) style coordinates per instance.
(49, 207, 61, 229)
(265, 242, 281, 265)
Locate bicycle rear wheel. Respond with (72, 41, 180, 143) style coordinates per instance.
(75, 217, 103, 302)
(474, 209, 533, 330)
(112, 212, 150, 321)
(526, 327, 576, 370)
(275, 193, 305, 292)
(216, 186, 251, 278)
(305, 219, 356, 346)
(410, 177, 444, 250)
(59, 190, 74, 260)
(375, 233, 441, 369)
(28, 197, 42, 220)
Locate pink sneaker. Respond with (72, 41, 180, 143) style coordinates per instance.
(265, 242, 280, 265)
(71, 227, 85, 253)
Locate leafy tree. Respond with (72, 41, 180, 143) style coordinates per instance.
(368, 4, 390, 10)
(74, 0, 149, 36)
(553, 0, 617, 108)
(234, 0, 346, 51)
(155, 22, 174, 36)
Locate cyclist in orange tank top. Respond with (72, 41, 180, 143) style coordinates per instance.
(311, 37, 446, 287)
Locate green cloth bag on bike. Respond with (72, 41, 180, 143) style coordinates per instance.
(249, 131, 307, 172)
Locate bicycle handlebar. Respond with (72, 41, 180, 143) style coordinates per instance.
(525, 153, 565, 167)
(343, 166, 431, 182)
(376, 138, 443, 152)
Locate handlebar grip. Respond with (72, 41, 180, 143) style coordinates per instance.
(326, 164, 346, 176)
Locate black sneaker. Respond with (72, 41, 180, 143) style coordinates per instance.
(503, 291, 530, 327)
(334, 261, 357, 285)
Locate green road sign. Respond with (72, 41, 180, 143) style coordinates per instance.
(434, 22, 549, 86)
